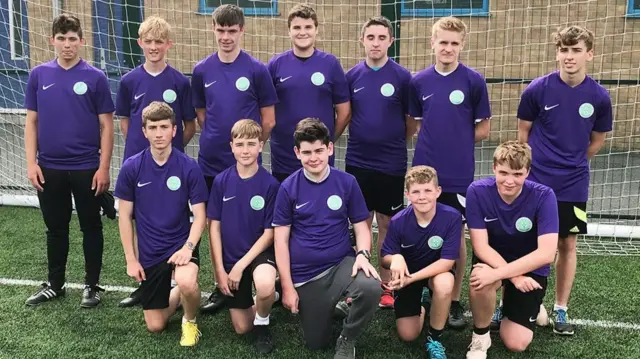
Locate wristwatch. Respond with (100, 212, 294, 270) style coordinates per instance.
(356, 249, 371, 261)
(184, 241, 195, 251)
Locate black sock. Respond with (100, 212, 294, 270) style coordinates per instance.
(451, 300, 460, 307)
(428, 326, 444, 341)
(473, 325, 490, 335)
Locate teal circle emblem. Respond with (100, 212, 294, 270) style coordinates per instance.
(579, 103, 594, 118)
(380, 83, 395, 97)
(236, 77, 250, 91)
(311, 72, 325, 86)
(250, 195, 265, 210)
(428, 236, 444, 250)
(166, 176, 181, 191)
(163, 89, 177, 103)
(73, 81, 88, 95)
(449, 90, 464, 105)
(327, 195, 343, 210)
(515, 217, 533, 232)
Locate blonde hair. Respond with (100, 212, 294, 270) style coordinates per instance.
(432, 16, 467, 40)
(142, 101, 175, 127)
(493, 140, 532, 170)
(554, 25, 594, 51)
(405, 166, 439, 191)
(138, 16, 171, 41)
(231, 119, 262, 140)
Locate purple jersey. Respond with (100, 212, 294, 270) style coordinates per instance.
(114, 148, 209, 269)
(207, 165, 280, 271)
(408, 63, 491, 192)
(517, 72, 613, 202)
(115, 65, 196, 161)
(345, 60, 411, 176)
(381, 203, 462, 273)
(24, 59, 115, 170)
(466, 177, 559, 276)
(267, 49, 350, 174)
(272, 168, 370, 285)
(192, 51, 279, 177)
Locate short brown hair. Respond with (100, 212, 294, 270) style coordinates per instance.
(431, 16, 467, 40)
(554, 25, 594, 51)
(287, 4, 318, 28)
(212, 4, 244, 28)
(142, 101, 175, 127)
(493, 140, 532, 171)
(361, 16, 393, 38)
(231, 119, 262, 140)
(405, 166, 439, 191)
(52, 13, 82, 39)
(138, 16, 171, 41)
(294, 118, 330, 148)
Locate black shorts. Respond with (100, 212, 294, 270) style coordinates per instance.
(139, 245, 200, 310)
(437, 192, 466, 222)
(226, 251, 277, 310)
(345, 165, 405, 216)
(558, 201, 587, 238)
(272, 172, 291, 184)
(502, 273, 548, 330)
(393, 269, 455, 319)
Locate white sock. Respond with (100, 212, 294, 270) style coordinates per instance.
(274, 291, 280, 302)
(254, 313, 270, 326)
(182, 316, 196, 324)
(554, 304, 568, 312)
(171, 279, 177, 288)
(499, 299, 503, 307)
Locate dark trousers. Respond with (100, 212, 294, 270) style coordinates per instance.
(37, 167, 104, 289)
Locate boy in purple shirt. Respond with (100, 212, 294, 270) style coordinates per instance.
(116, 15, 197, 308)
(346, 16, 413, 309)
(408, 16, 492, 329)
(517, 26, 613, 336)
(193, 4, 279, 312)
(24, 14, 115, 309)
(115, 102, 208, 347)
(208, 120, 281, 354)
(465, 141, 558, 358)
(267, 4, 351, 182)
(381, 166, 461, 359)
(273, 119, 382, 359)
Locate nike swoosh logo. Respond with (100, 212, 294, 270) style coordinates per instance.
(295, 202, 309, 209)
(391, 204, 403, 211)
(422, 94, 434, 101)
(401, 244, 415, 248)
(484, 217, 498, 222)
(223, 196, 236, 202)
(267, 259, 275, 264)
(205, 81, 216, 88)
(137, 181, 151, 187)
(354, 87, 364, 93)
(544, 104, 559, 110)
(279, 76, 292, 82)
(42, 84, 55, 90)
(529, 317, 537, 322)
(134, 93, 145, 100)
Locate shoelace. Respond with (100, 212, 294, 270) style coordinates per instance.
(468, 336, 486, 351)
(182, 322, 201, 341)
(426, 338, 446, 359)
(556, 309, 568, 323)
(335, 337, 354, 357)
(492, 307, 503, 322)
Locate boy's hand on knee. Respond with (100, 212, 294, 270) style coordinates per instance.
(227, 263, 245, 291)
(352, 255, 381, 281)
(470, 263, 499, 290)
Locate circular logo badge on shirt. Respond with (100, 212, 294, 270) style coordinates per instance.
(579, 103, 595, 118)
(327, 195, 343, 210)
(311, 72, 325, 86)
(515, 217, 533, 232)
(236, 77, 250, 91)
(166, 176, 181, 191)
(380, 83, 395, 97)
(428, 236, 444, 250)
(250, 195, 265, 210)
(163, 89, 177, 103)
(449, 90, 465, 105)
(73, 81, 88, 95)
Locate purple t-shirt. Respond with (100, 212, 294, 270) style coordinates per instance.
(381, 203, 461, 273)
(267, 49, 350, 174)
(272, 168, 370, 285)
(114, 148, 209, 269)
(466, 177, 559, 276)
(24, 59, 115, 170)
(408, 63, 491, 192)
(192, 51, 279, 177)
(345, 60, 411, 176)
(207, 165, 280, 271)
(115, 64, 196, 161)
(517, 71, 613, 202)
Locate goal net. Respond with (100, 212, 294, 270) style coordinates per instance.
(0, 0, 639, 255)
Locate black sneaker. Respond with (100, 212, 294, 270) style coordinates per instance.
(253, 325, 274, 354)
(447, 301, 467, 330)
(201, 287, 227, 313)
(118, 286, 142, 308)
(334, 335, 356, 359)
(25, 283, 65, 306)
(80, 285, 104, 308)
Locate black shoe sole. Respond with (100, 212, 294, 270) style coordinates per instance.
(80, 301, 101, 309)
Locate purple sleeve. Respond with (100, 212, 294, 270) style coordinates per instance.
(440, 215, 462, 260)
(263, 181, 280, 229)
(380, 219, 402, 257)
(331, 58, 351, 104)
(24, 69, 38, 111)
(408, 77, 423, 118)
(115, 79, 131, 117)
(114, 161, 135, 201)
(187, 164, 209, 206)
(593, 90, 613, 133)
(255, 63, 279, 108)
(536, 189, 559, 236)
(94, 73, 115, 115)
(272, 186, 293, 226)
(472, 74, 491, 120)
(347, 177, 370, 224)
(206, 175, 224, 220)
(191, 65, 206, 109)
(517, 81, 541, 122)
(180, 78, 197, 122)
(465, 185, 486, 230)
